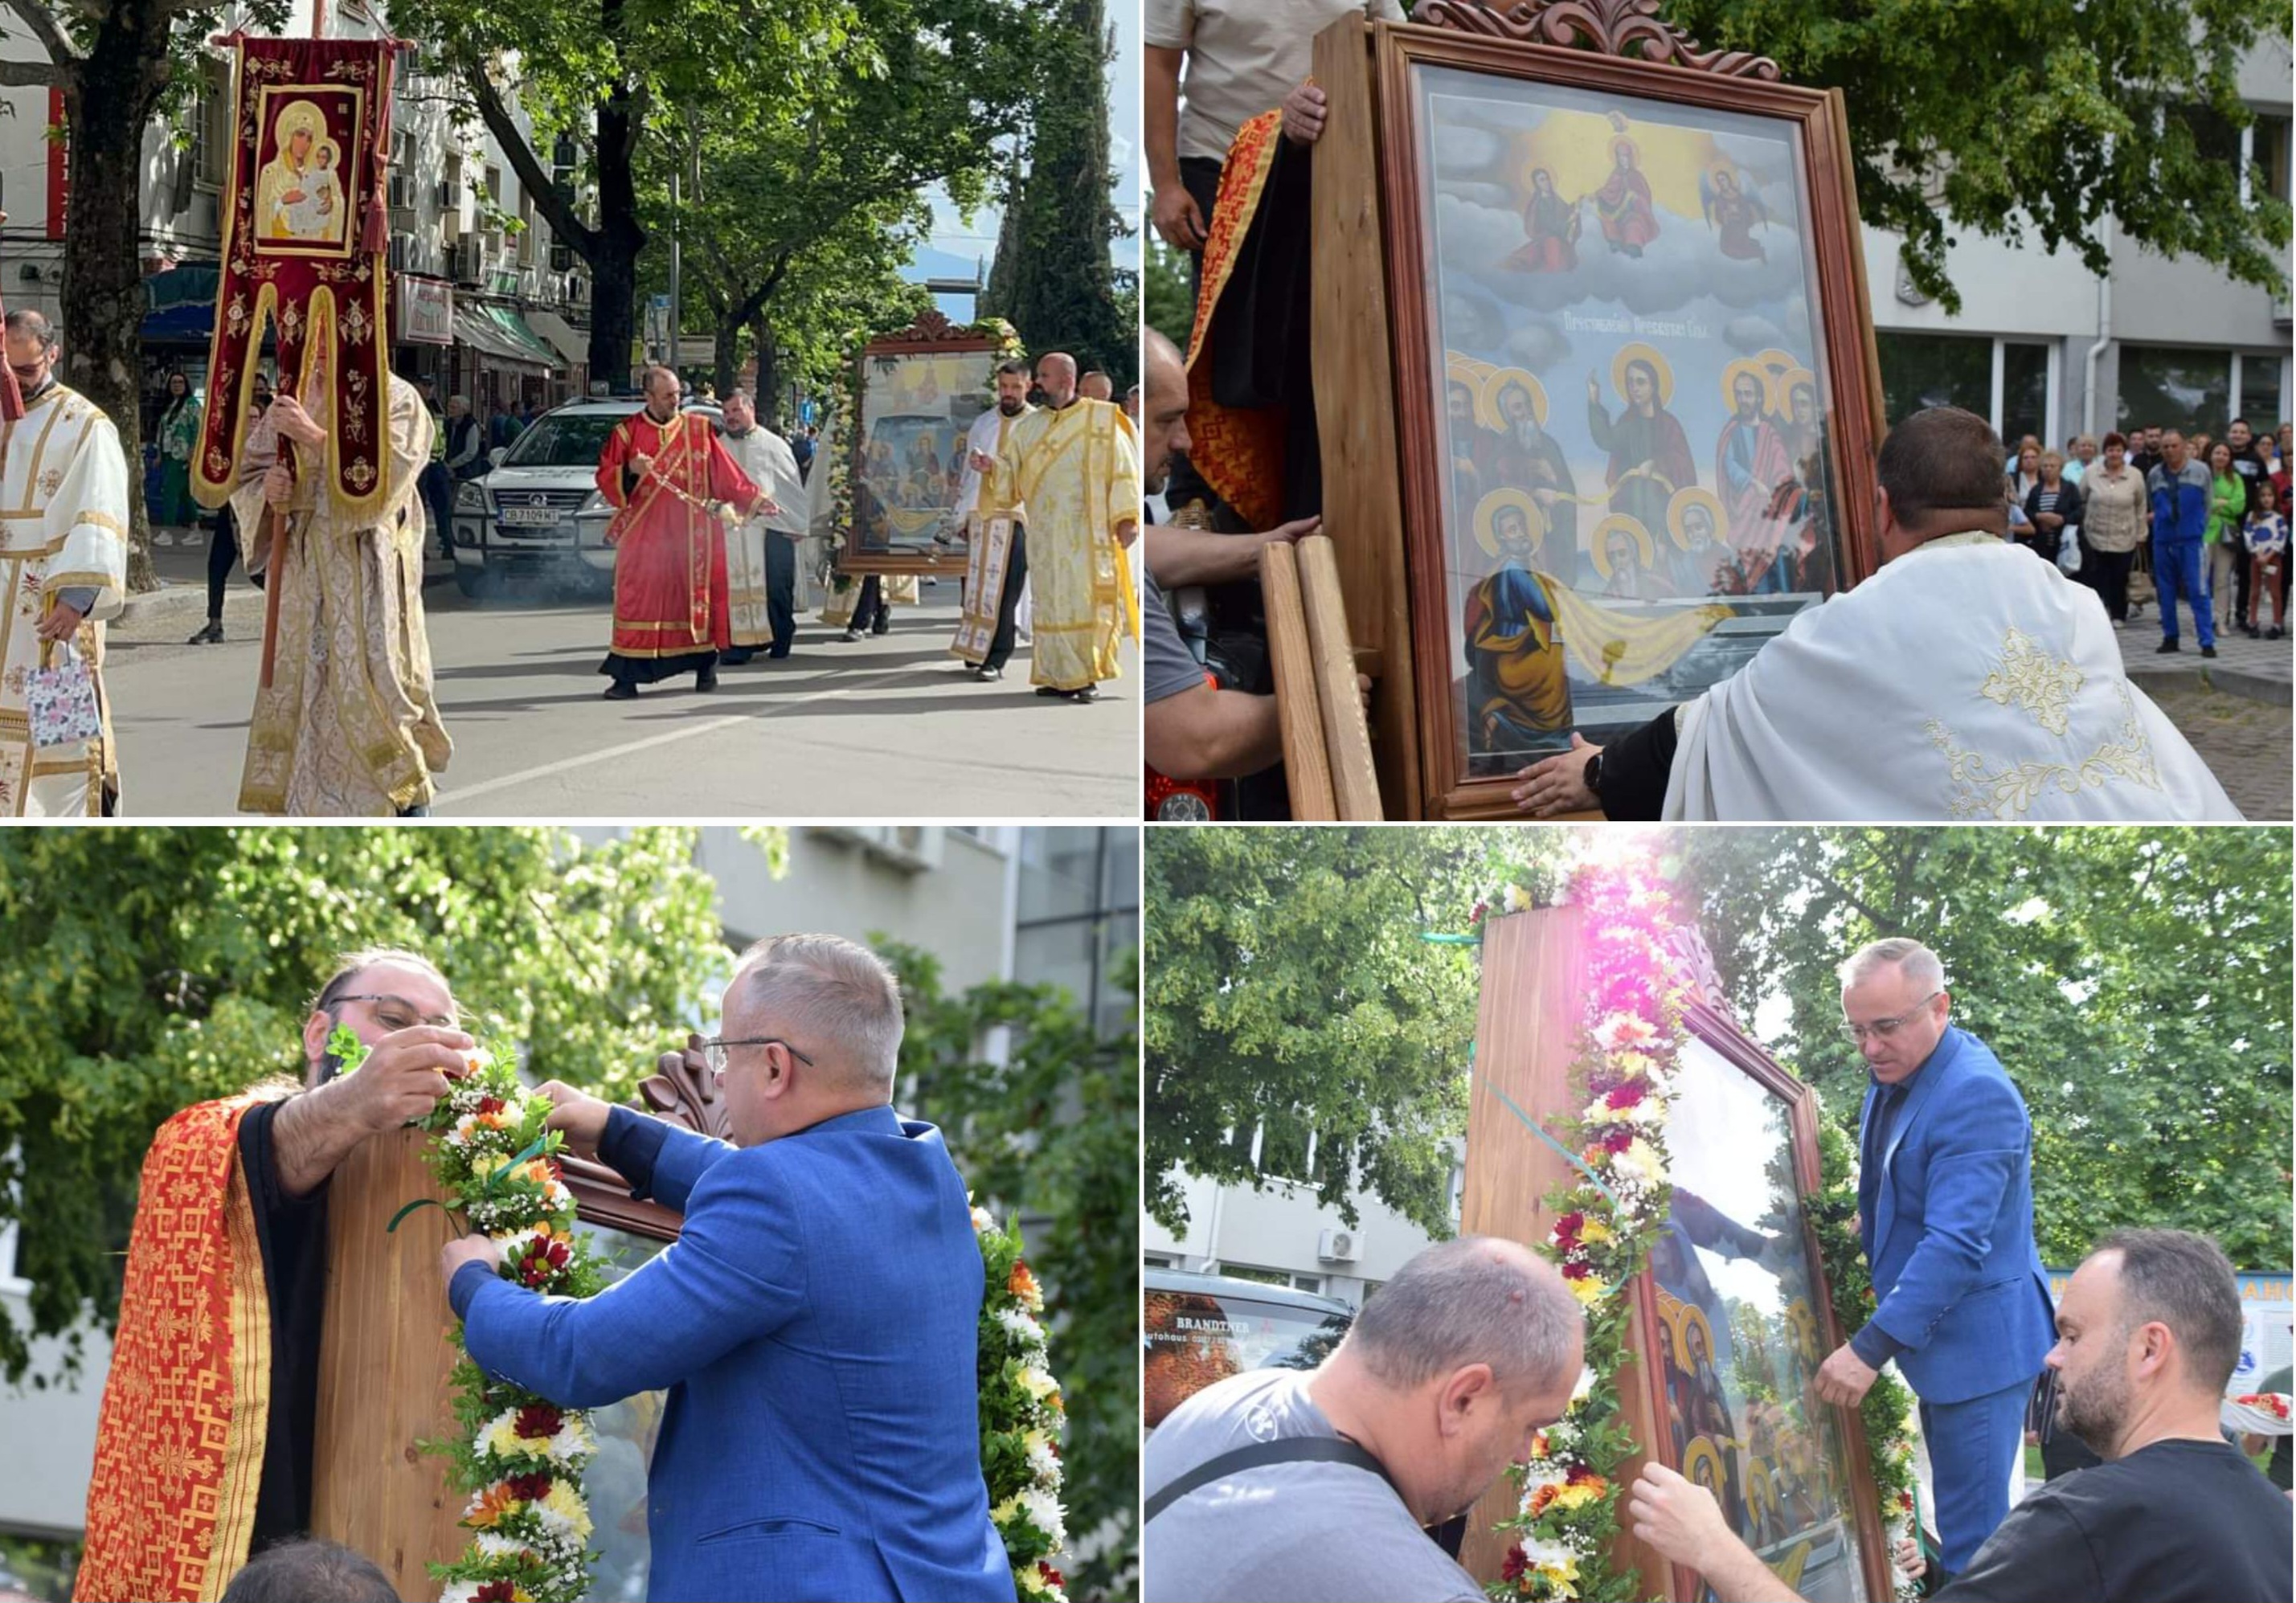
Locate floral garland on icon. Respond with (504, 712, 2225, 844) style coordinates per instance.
(1804, 1111, 1922, 1601)
(972, 1203, 1071, 1602)
(332, 1028, 608, 1603)
(1478, 858, 1689, 1603)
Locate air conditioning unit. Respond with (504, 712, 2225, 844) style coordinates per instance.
(432, 179, 452, 211)
(812, 825, 943, 873)
(449, 239, 482, 282)
(387, 172, 415, 214)
(1317, 1227, 1361, 1264)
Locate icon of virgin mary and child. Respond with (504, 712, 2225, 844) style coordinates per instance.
(256, 100, 346, 247)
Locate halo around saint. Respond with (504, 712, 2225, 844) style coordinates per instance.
(1477, 366, 1548, 431)
(1719, 356, 1778, 416)
(1610, 341, 1674, 407)
(1587, 513, 1656, 579)
(1471, 486, 1545, 558)
(272, 99, 327, 149)
(1665, 485, 1726, 550)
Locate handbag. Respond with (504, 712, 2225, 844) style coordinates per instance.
(27, 632, 103, 749)
(2057, 525, 2082, 575)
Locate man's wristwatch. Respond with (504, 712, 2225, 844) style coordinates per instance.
(1583, 748, 1604, 801)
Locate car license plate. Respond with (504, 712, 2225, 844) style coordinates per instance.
(500, 505, 559, 526)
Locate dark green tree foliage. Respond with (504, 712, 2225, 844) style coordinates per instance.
(1664, 0, 2290, 309)
(979, 0, 1134, 383)
(1144, 826, 1570, 1236)
(1679, 826, 2293, 1267)
(0, 827, 731, 1385)
(883, 941, 1141, 1601)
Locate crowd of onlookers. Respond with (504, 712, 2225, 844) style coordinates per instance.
(2006, 418, 2289, 651)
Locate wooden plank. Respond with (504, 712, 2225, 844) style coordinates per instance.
(310, 1127, 469, 1599)
(1262, 540, 1337, 820)
(1456, 906, 1673, 1596)
(1297, 534, 1384, 820)
(1311, 15, 1421, 818)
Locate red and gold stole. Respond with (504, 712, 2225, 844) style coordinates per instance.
(1182, 109, 1287, 534)
(74, 1098, 273, 1603)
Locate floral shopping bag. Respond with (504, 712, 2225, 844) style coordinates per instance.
(27, 636, 103, 748)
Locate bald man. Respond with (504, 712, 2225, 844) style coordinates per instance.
(1145, 1237, 1585, 1603)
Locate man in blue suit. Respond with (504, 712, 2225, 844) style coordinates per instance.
(1810, 938, 2057, 1584)
(436, 934, 1014, 1603)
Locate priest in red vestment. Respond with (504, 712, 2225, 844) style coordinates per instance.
(596, 366, 776, 698)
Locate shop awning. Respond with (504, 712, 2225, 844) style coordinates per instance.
(141, 263, 220, 344)
(452, 303, 561, 370)
(526, 309, 590, 368)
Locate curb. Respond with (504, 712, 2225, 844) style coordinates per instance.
(2129, 667, 2292, 707)
(121, 564, 460, 624)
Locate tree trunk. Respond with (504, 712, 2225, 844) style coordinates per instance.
(61, 4, 174, 592)
(586, 84, 646, 388)
(711, 320, 739, 402)
(751, 315, 780, 427)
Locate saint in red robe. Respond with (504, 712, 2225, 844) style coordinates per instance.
(595, 409, 765, 690)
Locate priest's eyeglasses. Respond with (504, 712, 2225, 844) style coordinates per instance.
(698, 1037, 816, 1076)
(332, 993, 458, 1031)
(1838, 992, 1943, 1045)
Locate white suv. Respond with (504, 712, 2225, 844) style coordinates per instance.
(450, 396, 724, 599)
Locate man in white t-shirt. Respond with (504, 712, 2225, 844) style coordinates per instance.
(1146, 0, 1405, 282)
(1144, 1237, 1583, 1603)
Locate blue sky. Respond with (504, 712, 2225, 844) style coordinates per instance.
(915, 1, 1142, 310)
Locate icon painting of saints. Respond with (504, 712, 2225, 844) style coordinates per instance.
(1463, 488, 1574, 760)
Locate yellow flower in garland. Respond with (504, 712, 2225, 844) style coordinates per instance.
(1548, 1482, 1603, 1512)
(1566, 1275, 1603, 1307)
(1577, 1217, 1611, 1245)
(540, 1478, 593, 1542)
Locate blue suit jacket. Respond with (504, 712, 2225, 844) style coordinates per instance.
(1856, 1027, 2057, 1405)
(452, 1104, 1014, 1603)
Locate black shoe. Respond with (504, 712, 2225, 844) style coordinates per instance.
(2245, 625, 2261, 639)
(696, 665, 718, 692)
(871, 620, 890, 636)
(2200, 644, 2217, 658)
(719, 648, 756, 665)
(396, 803, 432, 818)
(186, 620, 224, 645)
(2155, 639, 2180, 653)
(972, 664, 1002, 681)
(1035, 685, 1062, 698)
(604, 681, 639, 701)
(2270, 626, 2284, 640)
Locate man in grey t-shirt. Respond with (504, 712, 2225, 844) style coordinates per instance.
(1144, 1237, 1585, 1603)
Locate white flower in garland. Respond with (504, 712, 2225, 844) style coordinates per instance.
(1016, 1363, 1061, 1405)
(997, 1306, 1049, 1350)
(1591, 1012, 1658, 1052)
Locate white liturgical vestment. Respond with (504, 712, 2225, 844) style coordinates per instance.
(1664, 533, 2240, 821)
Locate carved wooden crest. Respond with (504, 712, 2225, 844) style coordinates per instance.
(1418, 0, 1782, 80)
(559, 1037, 726, 1238)
(1660, 923, 1736, 1016)
(884, 308, 958, 343)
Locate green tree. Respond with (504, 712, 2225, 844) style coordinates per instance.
(1, 0, 289, 591)
(1666, 0, 2290, 307)
(979, 0, 1132, 382)
(1676, 826, 2293, 1266)
(387, 0, 857, 382)
(1144, 826, 1569, 1236)
(0, 826, 739, 1385)
(883, 941, 1141, 1601)
(1143, 227, 1191, 349)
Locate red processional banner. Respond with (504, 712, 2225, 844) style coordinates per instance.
(192, 35, 395, 520)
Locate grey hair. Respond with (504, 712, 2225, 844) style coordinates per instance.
(732, 933, 904, 1091)
(220, 1538, 396, 1603)
(5, 309, 55, 350)
(1837, 937, 1945, 995)
(312, 947, 452, 1016)
(2096, 1229, 2245, 1395)
(1345, 1235, 1582, 1394)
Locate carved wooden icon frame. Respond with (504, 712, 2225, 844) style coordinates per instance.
(839, 309, 1003, 578)
(1316, 0, 1886, 819)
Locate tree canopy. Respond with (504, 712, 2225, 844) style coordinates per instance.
(1144, 826, 1570, 1236)
(1679, 826, 2293, 1267)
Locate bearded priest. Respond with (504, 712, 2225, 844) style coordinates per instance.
(975, 351, 1140, 702)
(595, 366, 776, 700)
(72, 951, 474, 1603)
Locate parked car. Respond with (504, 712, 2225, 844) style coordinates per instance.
(1143, 1266, 1355, 1433)
(450, 396, 724, 599)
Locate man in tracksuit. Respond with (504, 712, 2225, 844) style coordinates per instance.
(2147, 429, 2216, 656)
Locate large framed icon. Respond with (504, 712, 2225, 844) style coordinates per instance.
(840, 312, 1005, 577)
(1458, 902, 1894, 1601)
(1307, 2, 1885, 817)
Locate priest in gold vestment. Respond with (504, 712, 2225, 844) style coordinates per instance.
(977, 352, 1140, 701)
(0, 309, 129, 816)
(228, 369, 449, 816)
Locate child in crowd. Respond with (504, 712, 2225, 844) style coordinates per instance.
(2244, 477, 2286, 640)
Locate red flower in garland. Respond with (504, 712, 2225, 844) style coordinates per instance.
(1500, 1547, 1529, 1582)
(1605, 1082, 1645, 1110)
(513, 1233, 573, 1287)
(1037, 1561, 1066, 1590)
(506, 1470, 552, 1501)
(514, 1403, 564, 1441)
(1601, 1127, 1635, 1154)
(1559, 1260, 1591, 1282)
(476, 1095, 506, 1117)
(475, 1583, 516, 1603)
(1552, 1211, 1585, 1247)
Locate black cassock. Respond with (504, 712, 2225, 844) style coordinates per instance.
(235, 1098, 331, 1551)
